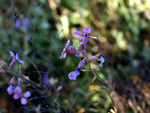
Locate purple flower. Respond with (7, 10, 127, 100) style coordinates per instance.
(13, 86, 31, 105)
(22, 17, 31, 29)
(74, 27, 98, 47)
(7, 84, 31, 105)
(9, 77, 15, 84)
(18, 78, 22, 86)
(68, 60, 85, 80)
(74, 42, 87, 57)
(7, 85, 15, 95)
(12, 86, 22, 100)
(15, 17, 31, 30)
(91, 54, 105, 67)
(43, 74, 53, 87)
(9, 51, 25, 67)
(14, 90, 31, 105)
(15, 18, 21, 29)
(60, 39, 77, 59)
(60, 39, 70, 59)
(68, 69, 80, 80)
(21, 91, 31, 105)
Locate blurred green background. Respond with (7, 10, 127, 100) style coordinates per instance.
(0, 0, 150, 113)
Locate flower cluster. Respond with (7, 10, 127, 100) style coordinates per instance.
(7, 73, 31, 105)
(60, 27, 105, 80)
(0, 51, 31, 105)
(7, 84, 31, 105)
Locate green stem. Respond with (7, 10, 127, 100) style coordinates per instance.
(86, 59, 117, 112)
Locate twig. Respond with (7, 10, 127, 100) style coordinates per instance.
(47, 29, 63, 75)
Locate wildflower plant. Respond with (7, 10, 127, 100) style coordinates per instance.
(60, 27, 117, 112)
(0, 51, 31, 105)
(0, 1, 117, 112)
(61, 27, 104, 80)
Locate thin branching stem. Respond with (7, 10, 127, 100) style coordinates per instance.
(86, 59, 117, 112)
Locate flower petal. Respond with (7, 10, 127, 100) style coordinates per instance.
(88, 36, 98, 40)
(83, 27, 91, 34)
(22, 17, 31, 29)
(60, 51, 67, 59)
(65, 48, 77, 54)
(75, 52, 80, 57)
(91, 55, 99, 60)
(15, 54, 25, 64)
(15, 86, 22, 94)
(10, 77, 15, 84)
(81, 50, 87, 57)
(23, 91, 31, 98)
(83, 36, 88, 47)
(74, 31, 84, 36)
(69, 46, 76, 50)
(15, 18, 21, 29)
(100, 56, 105, 67)
(9, 51, 15, 58)
(7, 85, 15, 95)
(13, 94, 20, 100)
(9, 58, 16, 67)
(79, 42, 85, 50)
(65, 39, 70, 49)
(21, 97, 27, 105)
(18, 78, 22, 86)
(68, 69, 80, 80)
(77, 60, 85, 69)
